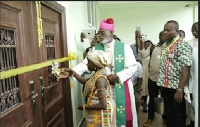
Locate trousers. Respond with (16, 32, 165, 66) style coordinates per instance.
(147, 78, 160, 119)
(162, 87, 186, 127)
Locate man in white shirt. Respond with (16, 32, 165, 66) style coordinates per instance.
(187, 22, 198, 127)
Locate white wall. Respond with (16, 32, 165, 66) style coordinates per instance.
(100, 4, 198, 45)
(194, 3, 198, 22)
(96, 1, 101, 29)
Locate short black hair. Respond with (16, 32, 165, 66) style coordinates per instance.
(166, 20, 179, 30)
(178, 30, 185, 36)
(193, 22, 198, 26)
(145, 40, 155, 58)
(145, 40, 153, 45)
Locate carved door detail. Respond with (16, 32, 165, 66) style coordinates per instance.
(0, 28, 21, 114)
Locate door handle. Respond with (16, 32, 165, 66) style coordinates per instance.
(29, 80, 38, 114)
(39, 76, 45, 106)
(39, 76, 58, 106)
(31, 90, 38, 100)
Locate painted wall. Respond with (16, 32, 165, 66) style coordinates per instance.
(100, 3, 198, 45)
(96, 2, 101, 30)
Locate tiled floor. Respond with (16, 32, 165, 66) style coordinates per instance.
(138, 106, 165, 127)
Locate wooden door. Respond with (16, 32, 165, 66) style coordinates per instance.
(0, 1, 73, 127)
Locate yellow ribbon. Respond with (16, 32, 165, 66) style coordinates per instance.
(36, 1, 43, 47)
(0, 52, 76, 80)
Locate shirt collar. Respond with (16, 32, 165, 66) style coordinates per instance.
(167, 35, 179, 46)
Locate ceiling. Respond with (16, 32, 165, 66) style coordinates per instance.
(98, 1, 198, 9)
(99, 1, 146, 4)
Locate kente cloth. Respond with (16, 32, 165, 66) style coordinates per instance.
(84, 69, 116, 127)
(95, 40, 137, 126)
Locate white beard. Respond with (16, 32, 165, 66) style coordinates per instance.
(101, 37, 111, 44)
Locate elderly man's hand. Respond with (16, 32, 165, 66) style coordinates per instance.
(107, 74, 119, 85)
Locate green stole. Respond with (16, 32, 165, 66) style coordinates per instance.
(95, 40, 126, 125)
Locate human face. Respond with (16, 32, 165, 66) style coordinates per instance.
(159, 32, 166, 44)
(178, 31, 185, 38)
(163, 23, 178, 41)
(191, 23, 198, 38)
(87, 59, 96, 71)
(98, 30, 113, 44)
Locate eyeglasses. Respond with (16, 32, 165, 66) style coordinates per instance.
(97, 30, 106, 36)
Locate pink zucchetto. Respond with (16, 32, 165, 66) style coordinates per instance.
(99, 18, 114, 32)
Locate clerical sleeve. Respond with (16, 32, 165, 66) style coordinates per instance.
(116, 43, 138, 83)
(73, 58, 88, 76)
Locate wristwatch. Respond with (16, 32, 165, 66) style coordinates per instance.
(176, 88, 183, 93)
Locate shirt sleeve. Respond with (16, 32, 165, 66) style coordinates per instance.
(138, 45, 150, 59)
(137, 62, 143, 78)
(179, 42, 193, 68)
(116, 43, 138, 83)
(72, 58, 88, 75)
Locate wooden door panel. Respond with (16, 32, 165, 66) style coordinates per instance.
(41, 3, 65, 127)
(0, 2, 32, 127)
(47, 108, 65, 127)
(42, 20, 62, 106)
(1, 104, 29, 127)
